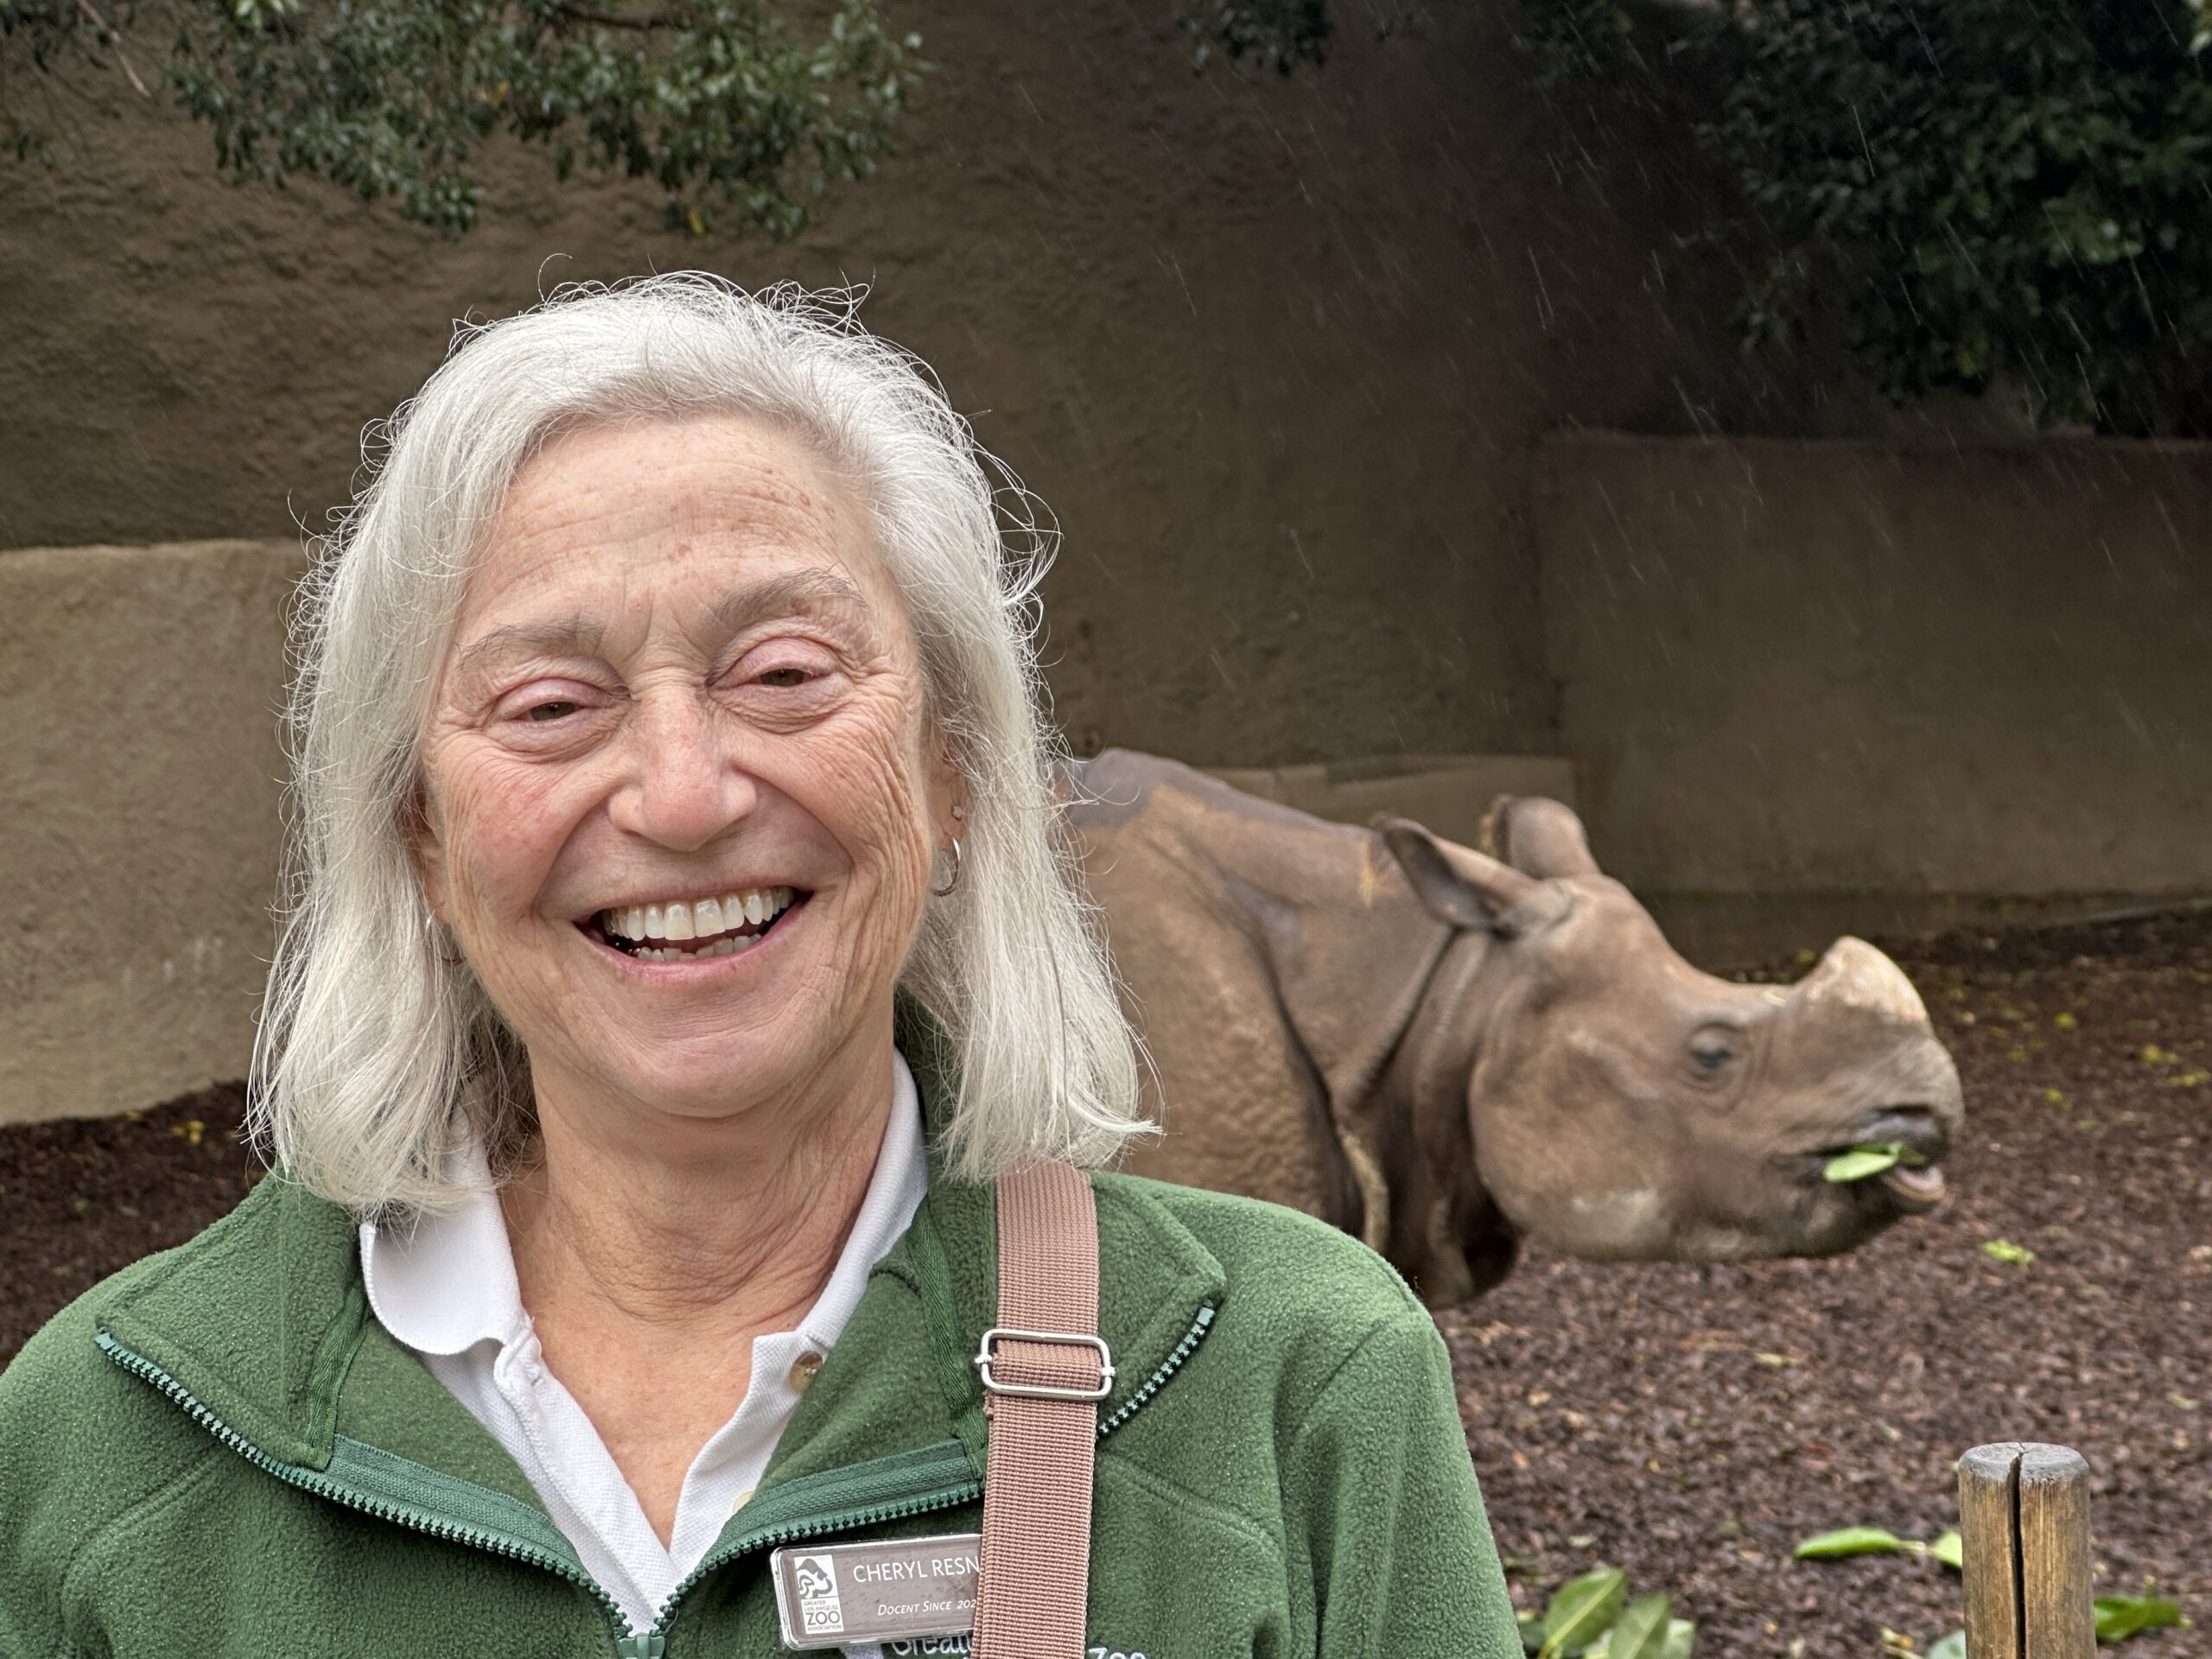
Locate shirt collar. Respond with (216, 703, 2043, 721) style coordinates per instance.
(360, 1049, 928, 1361)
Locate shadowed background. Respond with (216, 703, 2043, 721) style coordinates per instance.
(2, 0, 2206, 1125)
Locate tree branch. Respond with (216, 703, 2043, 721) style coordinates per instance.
(73, 0, 150, 99)
(551, 4, 683, 30)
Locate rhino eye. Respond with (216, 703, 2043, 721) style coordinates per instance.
(1690, 1039, 1737, 1072)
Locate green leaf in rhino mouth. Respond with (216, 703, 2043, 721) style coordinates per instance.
(1821, 1142, 1929, 1184)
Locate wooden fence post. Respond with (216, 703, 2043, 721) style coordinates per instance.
(1957, 1442, 2096, 1659)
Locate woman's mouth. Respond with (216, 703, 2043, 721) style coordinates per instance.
(583, 885, 804, 962)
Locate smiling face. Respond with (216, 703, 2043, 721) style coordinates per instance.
(413, 412, 959, 1137)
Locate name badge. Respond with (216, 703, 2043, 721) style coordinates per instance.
(771, 1533, 981, 1650)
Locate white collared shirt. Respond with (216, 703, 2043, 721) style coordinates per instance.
(359, 1051, 929, 1637)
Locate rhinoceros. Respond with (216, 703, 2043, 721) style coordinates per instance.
(1065, 749, 1964, 1306)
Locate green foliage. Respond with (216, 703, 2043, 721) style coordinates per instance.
(1793, 1525, 1916, 1559)
(1516, 1567, 1695, 1658)
(1173, 0, 1427, 74)
(1177, 0, 1331, 73)
(1792, 1523, 1962, 1563)
(1515, 0, 2212, 435)
(1539, 1567, 1627, 1658)
(2095, 1593, 2184, 1643)
(0, 0, 927, 238)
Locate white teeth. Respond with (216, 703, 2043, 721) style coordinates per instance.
(601, 886, 796, 950)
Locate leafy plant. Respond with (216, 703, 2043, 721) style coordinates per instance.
(0, 0, 926, 238)
(2096, 1593, 2184, 1643)
(1517, 1568, 1695, 1658)
(1512, 0, 2212, 436)
(1793, 1525, 1962, 1564)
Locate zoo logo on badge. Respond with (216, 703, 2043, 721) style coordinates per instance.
(792, 1554, 844, 1636)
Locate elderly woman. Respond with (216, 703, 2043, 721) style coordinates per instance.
(0, 278, 1518, 1657)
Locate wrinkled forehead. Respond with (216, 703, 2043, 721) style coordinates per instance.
(501, 412, 868, 548)
(454, 411, 901, 645)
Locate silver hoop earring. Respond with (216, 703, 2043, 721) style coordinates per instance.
(931, 836, 963, 897)
(425, 911, 466, 968)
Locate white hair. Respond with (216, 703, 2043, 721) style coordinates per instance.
(251, 274, 1149, 1214)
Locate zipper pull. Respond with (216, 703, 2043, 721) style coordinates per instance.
(613, 1635, 666, 1658)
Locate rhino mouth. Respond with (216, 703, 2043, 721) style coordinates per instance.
(1872, 1160, 1947, 1214)
(1813, 1105, 1953, 1217)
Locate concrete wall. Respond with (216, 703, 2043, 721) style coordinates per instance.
(1539, 435, 2212, 899)
(0, 0, 1834, 771)
(0, 541, 305, 1126)
(12, 429, 2206, 1124)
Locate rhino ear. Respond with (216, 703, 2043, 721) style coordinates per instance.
(1376, 817, 1541, 931)
(1480, 795, 1601, 879)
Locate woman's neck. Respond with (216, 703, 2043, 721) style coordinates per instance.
(499, 1030, 896, 1341)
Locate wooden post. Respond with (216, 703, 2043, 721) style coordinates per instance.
(1957, 1443, 2097, 1659)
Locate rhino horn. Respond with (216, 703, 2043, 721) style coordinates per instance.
(1789, 936, 1932, 1026)
(1376, 817, 1543, 931)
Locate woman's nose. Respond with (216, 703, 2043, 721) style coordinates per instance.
(607, 693, 758, 851)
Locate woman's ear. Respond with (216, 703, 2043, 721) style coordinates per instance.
(403, 787, 452, 923)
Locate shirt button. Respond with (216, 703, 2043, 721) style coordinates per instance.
(788, 1351, 823, 1393)
(731, 1487, 754, 1515)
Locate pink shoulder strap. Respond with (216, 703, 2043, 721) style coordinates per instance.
(970, 1160, 1111, 1659)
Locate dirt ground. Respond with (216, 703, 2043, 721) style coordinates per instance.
(1449, 908, 2209, 1656)
(3, 910, 2205, 1656)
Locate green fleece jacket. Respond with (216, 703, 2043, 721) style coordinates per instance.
(0, 1014, 1520, 1658)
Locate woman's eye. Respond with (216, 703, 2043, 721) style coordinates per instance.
(756, 667, 813, 689)
(525, 700, 578, 722)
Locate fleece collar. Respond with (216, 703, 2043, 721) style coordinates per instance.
(92, 995, 1226, 1517)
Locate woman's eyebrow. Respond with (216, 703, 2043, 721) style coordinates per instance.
(450, 571, 879, 685)
(709, 569, 879, 643)
(452, 616, 606, 684)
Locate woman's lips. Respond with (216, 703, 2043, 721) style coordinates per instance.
(576, 890, 810, 968)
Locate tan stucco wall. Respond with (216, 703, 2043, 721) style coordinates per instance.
(0, 540, 304, 1125)
(4, 9, 2199, 1122)
(0, 0, 1839, 771)
(16, 429, 2206, 1127)
(1540, 435, 2212, 898)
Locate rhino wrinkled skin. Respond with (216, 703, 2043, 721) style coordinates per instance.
(1066, 749, 1965, 1307)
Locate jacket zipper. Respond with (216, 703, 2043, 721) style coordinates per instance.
(96, 1330, 972, 1657)
(1098, 1302, 1215, 1439)
(101, 1300, 1217, 1655)
(96, 1330, 638, 1638)
(639, 1478, 980, 1645)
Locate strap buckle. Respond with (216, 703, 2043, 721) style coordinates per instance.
(974, 1326, 1115, 1402)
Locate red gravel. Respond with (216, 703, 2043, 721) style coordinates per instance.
(3, 911, 2205, 1656)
